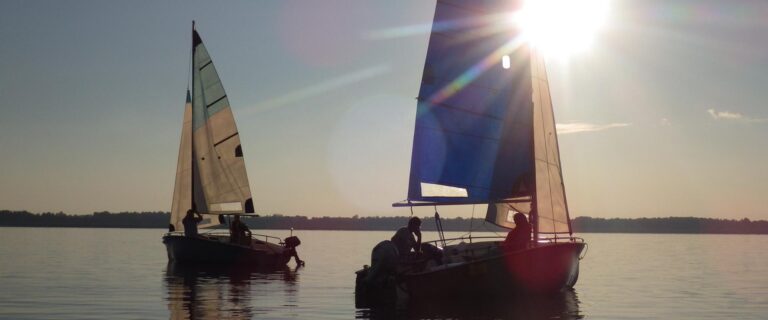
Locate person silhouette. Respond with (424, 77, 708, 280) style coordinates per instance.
(391, 216, 422, 257)
(229, 215, 252, 246)
(182, 209, 203, 237)
(503, 212, 532, 251)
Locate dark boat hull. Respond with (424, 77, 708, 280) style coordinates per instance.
(162, 234, 290, 267)
(406, 242, 584, 298)
(356, 242, 585, 306)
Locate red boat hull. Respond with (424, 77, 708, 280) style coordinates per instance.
(355, 241, 585, 307)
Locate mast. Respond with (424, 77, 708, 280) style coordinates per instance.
(190, 20, 196, 212)
(530, 72, 539, 241)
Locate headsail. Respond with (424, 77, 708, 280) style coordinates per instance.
(170, 26, 254, 232)
(529, 47, 570, 236)
(401, 1, 572, 237)
(170, 92, 194, 231)
(405, 0, 534, 205)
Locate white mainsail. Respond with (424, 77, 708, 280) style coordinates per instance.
(170, 26, 254, 232)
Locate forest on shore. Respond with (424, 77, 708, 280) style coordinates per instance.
(1, 210, 767, 234)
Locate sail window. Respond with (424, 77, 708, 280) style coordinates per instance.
(502, 55, 511, 69)
(420, 182, 468, 198)
(209, 202, 243, 212)
(235, 145, 243, 157)
(505, 208, 520, 223)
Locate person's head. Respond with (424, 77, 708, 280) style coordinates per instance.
(513, 212, 528, 226)
(186, 209, 194, 217)
(408, 216, 422, 232)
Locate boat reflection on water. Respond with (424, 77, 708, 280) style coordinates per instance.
(164, 262, 299, 319)
(357, 288, 582, 320)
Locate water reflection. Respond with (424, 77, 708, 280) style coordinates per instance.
(357, 289, 582, 320)
(164, 262, 299, 319)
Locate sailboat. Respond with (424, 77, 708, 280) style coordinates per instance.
(162, 22, 301, 266)
(356, 0, 586, 304)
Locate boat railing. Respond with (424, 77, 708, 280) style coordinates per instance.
(422, 235, 585, 247)
(537, 236, 586, 244)
(423, 235, 504, 247)
(164, 230, 285, 245)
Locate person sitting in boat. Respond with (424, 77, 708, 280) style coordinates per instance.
(503, 212, 532, 251)
(391, 217, 443, 265)
(229, 215, 252, 246)
(392, 216, 422, 257)
(182, 209, 203, 237)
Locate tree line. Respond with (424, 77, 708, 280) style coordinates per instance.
(1, 210, 767, 234)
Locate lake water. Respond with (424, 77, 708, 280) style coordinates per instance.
(0, 227, 766, 319)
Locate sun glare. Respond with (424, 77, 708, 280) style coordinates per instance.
(515, 0, 609, 58)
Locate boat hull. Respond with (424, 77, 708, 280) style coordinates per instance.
(407, 242, 584, 298)
(163, 234, 290, 267)
(356, 241, 584, 307)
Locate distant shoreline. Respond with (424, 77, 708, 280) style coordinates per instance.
(1, 210, 767, 235)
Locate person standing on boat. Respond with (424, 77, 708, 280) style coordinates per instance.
(229, 215, 252, 246)
(182, 209, 203, 237)
(504, 212, 532, 251)
(392, 217, 422, 257)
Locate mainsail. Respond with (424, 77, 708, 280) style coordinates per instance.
(402, 0, 572, 237)
(170, 26, 254, 232)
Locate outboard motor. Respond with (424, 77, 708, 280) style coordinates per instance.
(355, 240, 399, 307)
(284, 236, 301, 249)
(283, 236, 304, 266)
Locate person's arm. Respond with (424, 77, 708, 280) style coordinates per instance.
(414, 229, 422, 253)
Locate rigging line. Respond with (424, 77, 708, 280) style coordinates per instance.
(469, 204, 475, 238)
(186, 25, 193, 93)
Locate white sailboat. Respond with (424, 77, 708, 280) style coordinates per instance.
(163, 22, 301, 266)
(356, 0, 586, 304)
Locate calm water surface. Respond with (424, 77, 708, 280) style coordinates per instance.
(0, 227, 766, 319)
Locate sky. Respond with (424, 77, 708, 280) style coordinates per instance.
(1, 0, 767, 220)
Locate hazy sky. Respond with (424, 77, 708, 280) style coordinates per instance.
(1, 0, 767, 219)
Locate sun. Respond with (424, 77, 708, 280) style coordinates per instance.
(513, 0, 610, 58)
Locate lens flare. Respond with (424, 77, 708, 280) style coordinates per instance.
(516, 0, 609, 58)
